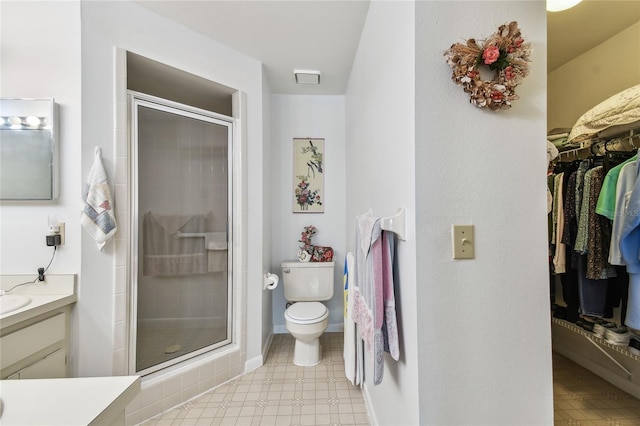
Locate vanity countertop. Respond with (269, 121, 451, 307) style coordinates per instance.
(0, 274, 77, 329)
(0, 375, 141, 425)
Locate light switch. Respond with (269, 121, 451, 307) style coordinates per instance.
(452, 225, 475, 259)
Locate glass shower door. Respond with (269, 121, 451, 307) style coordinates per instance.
(130, 93, 233, 375)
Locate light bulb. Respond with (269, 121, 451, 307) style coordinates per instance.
(8, 116, 21, 129)
(25, 116, 41, 128)
(547, 0, 583, 12)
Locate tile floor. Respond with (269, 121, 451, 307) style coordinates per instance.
(141, 332, 369, 425)
(553, 352, 640, 425)
(141, 332, 640, 425)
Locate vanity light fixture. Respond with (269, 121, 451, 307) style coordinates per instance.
(294, 69, 321, 85)
(547, 0, 583, 12)
(0, 98, 58, 200)
(0, 115, 48, 130)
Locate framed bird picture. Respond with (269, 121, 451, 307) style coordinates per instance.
(293, 138, 324, 213)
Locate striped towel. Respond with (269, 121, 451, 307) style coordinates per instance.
(81, 147, 117, 250)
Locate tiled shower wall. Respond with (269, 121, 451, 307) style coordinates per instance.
(136, 111, 229, 324)
(112, 49, 248, 425)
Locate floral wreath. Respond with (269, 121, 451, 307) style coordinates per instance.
(444, 21, 531, 111)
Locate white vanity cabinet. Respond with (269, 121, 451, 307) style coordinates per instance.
(1, 306, 71, 380)
(0, 274, 76, 380)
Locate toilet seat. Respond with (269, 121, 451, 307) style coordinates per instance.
(285, 302, 328, 324)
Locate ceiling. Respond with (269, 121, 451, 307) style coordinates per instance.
(133, 0, 370, 95)
(134, 1, 640, 94)
(547, 0, 640, 73)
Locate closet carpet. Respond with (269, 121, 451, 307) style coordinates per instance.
(553, 352, 640, 425)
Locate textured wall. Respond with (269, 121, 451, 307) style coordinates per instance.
(416, 1, 553, 424)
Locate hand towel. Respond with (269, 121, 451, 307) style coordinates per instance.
(381, 231, 399, 360)
(81, 147, 117, 250)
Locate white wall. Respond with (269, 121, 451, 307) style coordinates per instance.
(261, 66, 274, 361)
(80, 0, 264, 380)
(548, 21, 640, 131)
(270, 95, 347, 331)
(416, 2, 552, 425)
(0, 2, 82, 276)
(1, 0, 82, 376)
(345, 2, 419, 424)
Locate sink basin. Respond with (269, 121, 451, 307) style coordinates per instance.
(0, 294, 32, 315)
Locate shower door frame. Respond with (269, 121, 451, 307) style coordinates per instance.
(127, 91, 234, 376)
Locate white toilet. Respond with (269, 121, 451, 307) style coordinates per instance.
(281, 261, 335, 366)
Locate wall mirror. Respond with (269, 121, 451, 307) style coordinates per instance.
(0, 98, 58, 200)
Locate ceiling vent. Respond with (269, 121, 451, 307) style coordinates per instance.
(294, 69, 321, 85)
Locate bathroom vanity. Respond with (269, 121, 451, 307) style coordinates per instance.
(0, 274, 76, 379)
(0, 376, 141, 425)
(0, 274, 141, 425)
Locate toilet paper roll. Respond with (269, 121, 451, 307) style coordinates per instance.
(264, 272, 279, 290)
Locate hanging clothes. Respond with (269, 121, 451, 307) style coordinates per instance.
(617, 156, 640, 330)
(553, 173, 566, 273)
(551, 148, 638, 326)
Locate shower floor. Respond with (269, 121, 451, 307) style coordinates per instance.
(136, 325, 228, 372)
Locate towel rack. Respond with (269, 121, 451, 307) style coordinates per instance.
(174, 231, 207, 239)
(381, 207, 406, 241)
(362, 207, 406, 241)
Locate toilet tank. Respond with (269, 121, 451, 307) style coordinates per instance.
(281, 261, 335, 302)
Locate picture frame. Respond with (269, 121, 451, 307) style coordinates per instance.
(293, 138, 324, 213)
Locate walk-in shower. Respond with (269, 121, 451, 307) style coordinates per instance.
(129, 92, 233, 375)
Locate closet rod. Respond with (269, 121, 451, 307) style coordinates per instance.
(589, 132, 640, 156)
(557, 130, 640, 162)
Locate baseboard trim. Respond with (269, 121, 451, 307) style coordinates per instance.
(362, 384, 378, 426)
(245, 333, 274, 372)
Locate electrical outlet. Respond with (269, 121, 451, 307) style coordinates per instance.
(45, 222, 65, 247)
(58, 222, 65, 245)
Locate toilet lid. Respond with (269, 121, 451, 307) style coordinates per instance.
(285, 302, 328, 324)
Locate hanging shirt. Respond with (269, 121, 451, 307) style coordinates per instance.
(553, 173, 566, 273)
(618, 156, 640, 330)
(596, 155, 637, 220)
(585, 167, 613, 279)
(619, 157, 640, 270)
(609, 161, 638, 265)
(575, 167, 596, 254)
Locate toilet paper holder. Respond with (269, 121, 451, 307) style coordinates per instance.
(264, 272, 279, 290)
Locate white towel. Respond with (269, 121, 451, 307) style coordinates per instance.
(344, 252, 359, 385)
(142, 213, 207, 276)
(81, 147, 117, 250)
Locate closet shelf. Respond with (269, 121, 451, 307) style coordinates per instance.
(552, 318, 640, 362)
